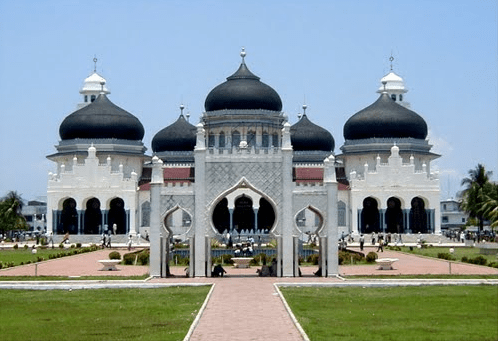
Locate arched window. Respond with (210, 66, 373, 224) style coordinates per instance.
(338, 201, 346, 226)
(385, 197, 403, 233)
(208, 133, 215, 147)
(272, 133, 279, 147)
(84, 95, 88, 103)
(391, 94, 396, 101)
(141, 201, 151, 227)
(361, 197, 379, 233)
(262, 132, 269, 147)
(219, 132, 226, 148)
(247, 131, 256, 147)
(91, 95, 96, 102)
(399, 94, 403, 101)
(232, 131, 241, 147)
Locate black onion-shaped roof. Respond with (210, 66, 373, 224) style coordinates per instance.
(204, 62, 282, 112)
(59, 94, 145, 140)
(343, 93, 428, 140)
(151, 114, 197, 152)
(291, 114, 334, 151)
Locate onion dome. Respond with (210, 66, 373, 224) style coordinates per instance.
(152, 114, 197, 152)
(343, 92, 427, 140)
(204, 49, 282, 112)
(291, 113, 334, 151)
(59, 93, 145, 140)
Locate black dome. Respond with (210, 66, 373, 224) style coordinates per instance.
(59, 94, 144, 140)
(343, 93, 428, 140)
(291, 114, 334, 151)
(204, 62, 282, 112)
(152, 114, 197, 152)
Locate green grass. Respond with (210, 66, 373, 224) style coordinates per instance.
(400, 246, 498, 264)
(0, 286, 211, 341)
(0, 248, 95, 267)
(343, 274, 498, 279)
(281, 285, 498, 341)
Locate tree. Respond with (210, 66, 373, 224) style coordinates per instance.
(481, 182, 498, 231)
(459, 164, 492, 232)
(0, 191, 29, 236)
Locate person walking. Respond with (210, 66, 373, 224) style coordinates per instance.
(359, 234, 365, 251)
(376, 235, 384, 252)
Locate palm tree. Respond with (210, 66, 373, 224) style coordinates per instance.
(0, 191, 28, 235)
(481, 183, 498, 231)
(460, 164, 492, 232)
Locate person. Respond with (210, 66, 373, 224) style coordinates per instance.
(270, 258, 278, 277)
(359, 234, 365, 251)
(212, 264, 226, 277)
(112, 223, 117, 235)
(48, 232, 54, 248)
(136, 232, 141, 246)
(376, 235, 384, 252)
(145, 230, 149, 241)
(127, 234, 133, 251)
(101, 233, 106, 249)
(371, 232, 376, 245)
(258, 259, 271, 277)
(106, 232, 112, 248)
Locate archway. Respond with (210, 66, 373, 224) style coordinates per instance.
(108, 198, 126, 234)
(84, 198, 102, 234)
(213, 198, 230, 234)
(60, 198, 78, 234)
(295, 206, 324, 277)
(164, 207, 193, 278)
(410, 197, 428, 233)
(385, 197, 403, 233)
(361, 197, 379, 233)
(233, 195, 254, 234)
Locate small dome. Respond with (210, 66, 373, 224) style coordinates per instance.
(377, 72, 406, 93)
(204, 54, 282, 112)
(343, 93, 427, 140)
(79, 72, 110, 94)
(152, 114, 197, 152)
(59, 94, 144, 140)
(291, 114, 334, 151)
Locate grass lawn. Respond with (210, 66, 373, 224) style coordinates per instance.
(281, 285, 498, 341)
(0, 286, 211, 341)
(0, 248, 95, 267)
(399, 246, 498, 264)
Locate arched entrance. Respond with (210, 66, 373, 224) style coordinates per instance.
(108, 198, 126, 234)
(84, 198, 102, 234)
(212, 198, 230, 234)
(385, 197, 403, 233)
(410, 197, 428, 233)
(60, 198, 78, 234)
(361, 197, 379, 233)
(233, 195, 254, 233)
(163, 207, 193, 278)
(295, 206, 323, 277)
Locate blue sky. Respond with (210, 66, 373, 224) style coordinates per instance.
(0, 0, 496, 201)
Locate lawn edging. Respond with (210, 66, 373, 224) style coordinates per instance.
(273, 283, 311, 341)
(183, 283, 216, 341)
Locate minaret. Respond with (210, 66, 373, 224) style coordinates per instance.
(77, 57, 110, 109)
(376, 55, 410, 108)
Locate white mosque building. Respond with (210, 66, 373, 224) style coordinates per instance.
(46, 51, 440, 277)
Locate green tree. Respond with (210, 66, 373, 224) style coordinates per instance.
(481, 182, 498, 231)
(0, 191, 29, 236)
(460, 164, 492, 232)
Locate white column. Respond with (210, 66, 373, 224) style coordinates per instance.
(194, 123, 207, 277)
(281, 122, 294, 276)
(324, 156, 339, 276)
(149, 156, 164, 277)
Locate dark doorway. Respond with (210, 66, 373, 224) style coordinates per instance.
(84, 198, 102, 234)
(385, 197, 403, 233)
(233, 195, 254, 233)
(410, 197, 428, 233)
(361, 197, 379, 233)
(108, 198, 127, 234)
(258, 198, 275, 232)
(60, 198, 78, 234)
(213, 198, 230, 234)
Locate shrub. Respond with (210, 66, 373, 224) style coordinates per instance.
(437, 252, 456, 261)
(122, 253, 136, 265)
(461, 256, 469, 263)
(366, 252, 378, 263)
(59, 243, 64, 249)
(0, 261, 3, 269)
(488, 262, 498, 269)
(23, 244, 28, 250)
(137, 250, 149, 265)
(250, 253, 268, 266)
(108, 251, 121, 260)
(469, 256, 487, 266)
(307, 253, 320, 265)
(13, 243, 18, 249)
(36, 256, 44, 262)
(76, 243, 82, 248)
(70, 244, 76, 249)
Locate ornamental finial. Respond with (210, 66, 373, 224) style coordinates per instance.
(240, 47, 246, 62)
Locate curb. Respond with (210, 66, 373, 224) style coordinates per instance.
(184, 283, 216, 341)
(274, 283, 310, 341)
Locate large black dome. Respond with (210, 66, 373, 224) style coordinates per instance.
(343, 93, 428, 140)
(152, 114, 197, 152)
(204, 61, 282, 112)
(291, 114, 334, 151)
(59, 94, 144, 140)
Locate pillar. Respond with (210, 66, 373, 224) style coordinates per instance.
(324, 156, 339, 276)
(281, 122, 294, 276)
(149, 156, 164, 277)
(194, 123, 207, 277)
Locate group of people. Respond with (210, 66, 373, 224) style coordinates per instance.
(257, 258, 278, 277)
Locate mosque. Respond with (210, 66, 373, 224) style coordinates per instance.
(46, 50, 440, 277)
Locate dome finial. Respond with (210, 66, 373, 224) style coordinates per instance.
(180, 103, 185, 116)
(302, 103, 307, 116)
(240, 47, 246, 63)
(100, 80, 106, 94)
(382, 80, 387, 93)
(389, 54, 394, 71)
(93, 56, 98, 72)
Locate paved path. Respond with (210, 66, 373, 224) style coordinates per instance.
(1, 247, 497, 341)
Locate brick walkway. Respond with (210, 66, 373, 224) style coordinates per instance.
(1, 246, 497, 341)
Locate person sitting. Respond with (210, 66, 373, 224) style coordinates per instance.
(270, 258, 278, 277)
(212, 264, 227, 277)
(258, 259, 271, 277)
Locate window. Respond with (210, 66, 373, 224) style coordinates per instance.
(219, 132, 225, 148)
(208, 134, 215, 147)
(232, 131, 241, 147)
(91, 95, 96, 102)
(462, 218, 466, 223)
(399, 94, 403, 101)
(84, 95, 88, 102)
(247, 131, 256, 147)
(262, 132, 269, 147)
(442, 216, 449, 223)
(338, 201, 346, 226)
(272, 133, 279, 147)
(391, 94, 396, 101)
(443, 204, 447, 210)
